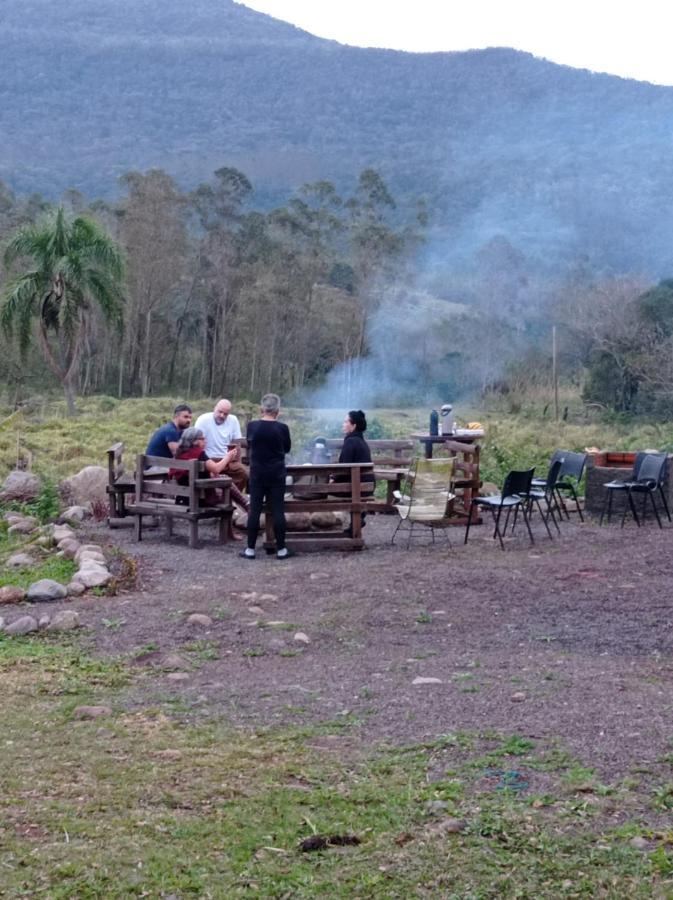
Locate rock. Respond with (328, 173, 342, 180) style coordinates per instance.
(74, 544, 105, 563)
(162, 653, 191, 670)
(26, 579, 68, 602)
(52, 525, 76, 543)
(58, 539, 81, 559)
(0, 617, 4, 631)
(511, 692, 527, 703)
(285, 512, 312, 531)
(439, 818, 468, 834)
(60, 466, 108, 509)
(310, 511, 342, 529)
(38, 615, 51, 630)
(66, 581, 86, 596)
(248, 606, 265, 615)
(48, 610, 81, 631)
(412, 676, 443, 685)
(166, 672, 190, 681)
(4, 512, 27, 524)
(73, 705, 112, 720)
(4, 615, 38, 636)
(36, 536, 52, 547)
(259, 593, 278, 602)
(153, 749, 183, 761)
(72, 568, 112, 588)
(0, 586, 26, 604)
(61, 506, 88, 523)
(0, 470, 41, 502)
(425, 799, 449, 813)
(8, 520, 38, 535)
(630, 836, 649, 851)
(187, 613, 213, 627)
(77, 554, 107, 567)
(294, 631, 310, 644)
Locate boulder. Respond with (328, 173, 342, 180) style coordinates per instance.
(61, 506, 88, 523)
(58, 539, 81, 559)
(66, 581, 86, 596)
(6, 552, 35, 568)
(52, 524, 76, 543)
(285, 512, 312, 531)
(0, 586, 26, 604)
(60, 466, 108, 509)
(7, 519, 38, 535)
(38, 615, 51, 630)
(72, 568, 112, 588)
(4, 615, 38, 636)
(77, 552, 106, 566)
(0, 470, 41, 503)
(73, 705, 112, 720)
(48, 610, 81, 631)
(74, 544, 105, 563)
(310, 511, 342, 530)
(187, 613, 213, 627)
(26, 579, 68, 602)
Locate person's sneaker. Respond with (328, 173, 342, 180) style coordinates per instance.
(239, 548, 256, 559)
(276, 547, 295, 559)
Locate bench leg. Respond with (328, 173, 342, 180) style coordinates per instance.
(218, 514, 229, 544)
(166, 516, 173, 538)
(134, 514, 143, 542)
(188, 520, 200, 549)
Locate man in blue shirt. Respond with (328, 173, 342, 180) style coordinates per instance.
(146, 404, 193, 459)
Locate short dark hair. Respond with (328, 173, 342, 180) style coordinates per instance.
(173, 403, 192, 416)
(348, 409, 367, 433)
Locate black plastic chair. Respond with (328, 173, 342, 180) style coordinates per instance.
(600, 452, 648, 525)
(532, 450, 587, 521)
(465, 468, 535, 550)
(618, 453, 671, 529)
(526, 459, 563, 536)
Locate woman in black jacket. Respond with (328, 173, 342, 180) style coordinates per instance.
(336, 409, 375, 536)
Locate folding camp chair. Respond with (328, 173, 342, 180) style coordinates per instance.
(391, 458, 455, 548)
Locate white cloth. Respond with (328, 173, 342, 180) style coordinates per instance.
(194, 412, 242, 458)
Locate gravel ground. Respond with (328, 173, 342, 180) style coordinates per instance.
(25, 511, 673, 780)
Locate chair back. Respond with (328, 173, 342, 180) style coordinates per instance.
(637, 453, 667, 486)
(501, 468, 535, 499)
(558, 450, 586, 481)
(545, 459, 563, 491)
(632, 451, 650, 479)
(407, 458, 454, 521)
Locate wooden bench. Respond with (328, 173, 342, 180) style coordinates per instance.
(129, 453, 234, 549)
(264, 462, 375, 552)
(324, 439, 414, 513)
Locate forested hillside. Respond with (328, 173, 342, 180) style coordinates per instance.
(3, 0, 673, 274)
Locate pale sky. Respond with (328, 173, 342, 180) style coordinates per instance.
(239, 1, 673, 86)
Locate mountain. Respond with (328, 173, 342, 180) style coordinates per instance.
(2, 0, 673, 275)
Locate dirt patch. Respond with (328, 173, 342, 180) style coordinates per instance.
(23, 513, 673, 781)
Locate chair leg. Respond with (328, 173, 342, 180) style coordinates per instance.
(649, 491, 663, 528)
(622, 489, 639, 528)
(391, 517, 404, 545)
(134, 514, 143, 542)
(520, 503, 535, 545)
(493, 506, 506, 550)
(555, 487, 570, 520)
(505, 506, 514, 534)
(188, 520, 200, 548)
(464, 503, 474, 544)
(535, 499, 554, 539)
(546, 494, 561, 534)
(659, 487, 672, 522)
(567, 484, 584, 522)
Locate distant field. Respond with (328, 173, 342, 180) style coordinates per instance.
(1, 394, 673, 485)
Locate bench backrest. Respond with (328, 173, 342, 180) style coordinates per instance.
(135, 453, 231, 512)
(107, 442, 125, 484)
(324, 439, 414, 468)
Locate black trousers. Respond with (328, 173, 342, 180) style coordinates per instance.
(247, 477, 286, 550)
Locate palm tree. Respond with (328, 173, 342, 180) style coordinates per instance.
(1, 207, 125, 414)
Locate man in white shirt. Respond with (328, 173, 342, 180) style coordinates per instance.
(195, 398, 249, 491)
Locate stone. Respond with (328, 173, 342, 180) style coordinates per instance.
(166, 672, 190, 681)
(310, 511, 341, 529)
(4, 615, 38, 636)
(8, 520, 38, 535)
(52, 524, 76, 543)
(162, 653, 191, 670)
(187, 613, 213, 627)
(294, 631, 310, 644)
(412, 676, 443, 685)
(66, 581, 86, 596)
(285, 512, 312, 531)
(0, 586, 26, 604)
(61, 506, 88, 523)
(74, 544, 105, 563)
(0, 470, 41, 502)
(77, 554, 107, 567)
(0, 617, 4, 631)
(72, 568, 112, 588)
(630, 836, 649, 851)
(153, 749, 183, 761)
(26, 579, 68, 602)
(425, 799, 449, 813)
(73, 705, 112, 720)
(58, 539, 81, 559)
(60, 466, 108, 509)
(38, 615, 51, 630)
(439, 818, 468, 834)
(248, 606, 265, 615)
(511, 692, 527, 703)
(259, 593, 278, 602)
(48, 610, 81, 631)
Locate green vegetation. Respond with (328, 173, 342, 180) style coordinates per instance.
(0, 638, 669, 897)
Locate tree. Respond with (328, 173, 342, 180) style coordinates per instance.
(1, 207, 125, 414)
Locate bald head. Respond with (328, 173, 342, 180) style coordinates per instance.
(213, 399, 232, 424)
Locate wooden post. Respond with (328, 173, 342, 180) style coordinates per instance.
(552, 325, 559, 422)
